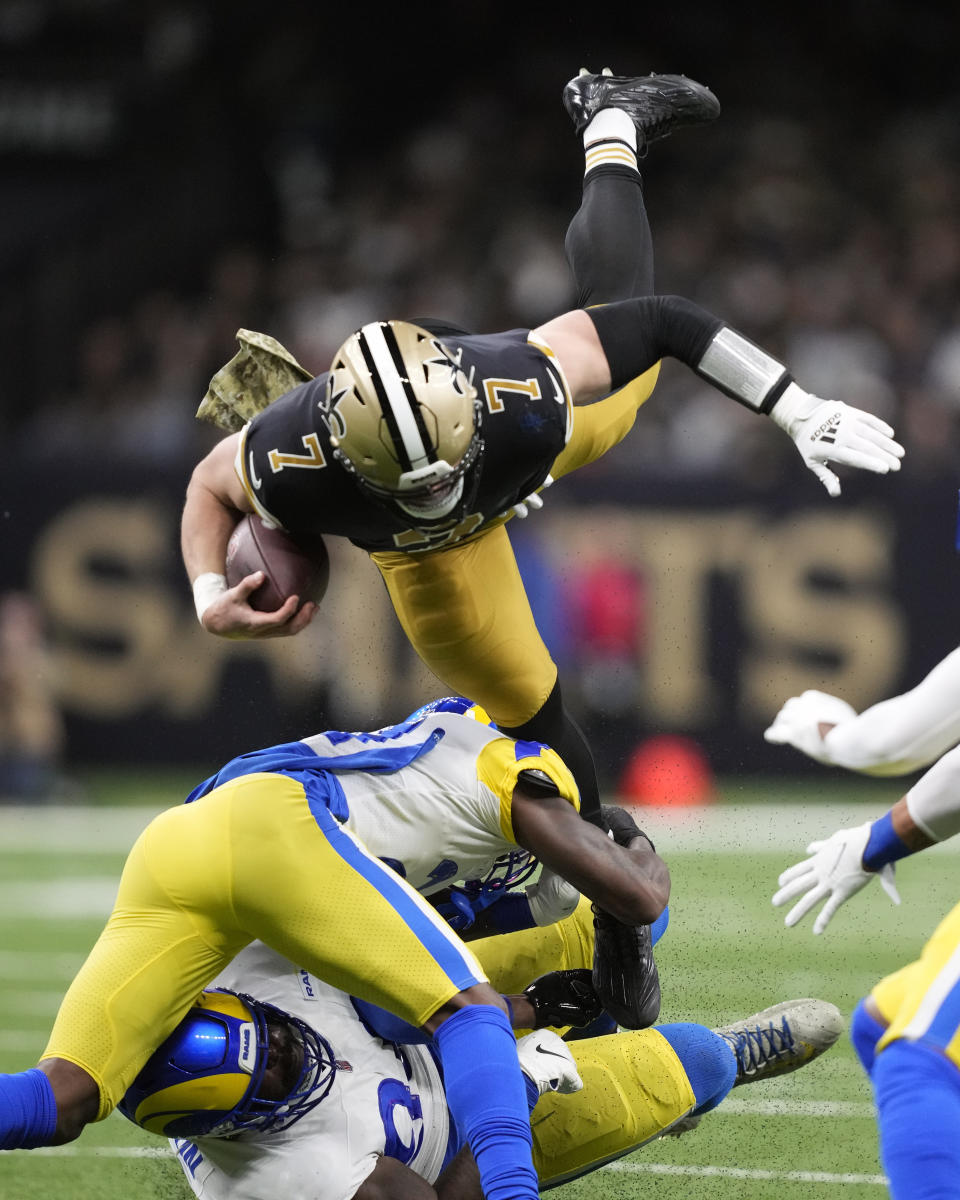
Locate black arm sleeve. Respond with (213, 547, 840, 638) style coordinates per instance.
(586, 295, 723, 389)
(587, 295, 796, 413)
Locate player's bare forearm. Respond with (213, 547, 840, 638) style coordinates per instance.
(353, 1155, 444, 1200)
(512, 790, 670, 924)
(434, 1147, 483, 1200)
(504, 993, 536, 1028)
(181, 433, 250, 582)
(181, 435, 313, 638)
(891, 795, 936, 852)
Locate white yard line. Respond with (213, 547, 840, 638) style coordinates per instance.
(6, 802, 960, 855)
(0, 950, 84, 976)
(0, 879, 119, 918)
(0, 807, 161, 852)
(23, 1145, 888, 1185)
(0, 1031, 52, 1051)
(720, 1097, 875, 1118)
(608, 1161, 888, 1186)
(0, 990, 69, 1015)
(29, 1146, 174, 1158)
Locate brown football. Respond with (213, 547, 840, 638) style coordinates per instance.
(225, 515, 330, 613)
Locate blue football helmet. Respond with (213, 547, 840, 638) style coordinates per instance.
(439, 848, 541, 930)
(118, 988, 338, 1139)
(467, 848, 539, 901)
(404, 694, 497, 727)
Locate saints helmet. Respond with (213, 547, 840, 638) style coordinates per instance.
(118, 988, 337, 1139)
(324, 320, 483, 525)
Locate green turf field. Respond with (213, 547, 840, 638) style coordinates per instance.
(0, 779, 954, 1199)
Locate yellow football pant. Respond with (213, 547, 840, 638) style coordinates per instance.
(473, 896, 697, 1185)
(373, 371, 658, 727)
(41, 772, 486, 1119)
(872, 899, 960, 1064)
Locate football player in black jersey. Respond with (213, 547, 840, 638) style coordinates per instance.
(181, 70, 904, 1028)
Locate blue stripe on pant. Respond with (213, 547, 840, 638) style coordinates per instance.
(306, 794, 484, 994)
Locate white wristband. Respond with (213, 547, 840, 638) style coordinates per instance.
(192, 573, 228, 623)
(767, 381, 821, 436)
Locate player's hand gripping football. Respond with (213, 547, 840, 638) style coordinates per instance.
(763, 689, 859, 764)
(772, 821, 901, 934)
(200, 574, 318, 640)
(769, 385, 904, 497)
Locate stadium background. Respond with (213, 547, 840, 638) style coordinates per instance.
(3, 0, 960, 792)
(2, 4, 960, 1198)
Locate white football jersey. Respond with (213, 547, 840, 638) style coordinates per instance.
(172, 942, 452, 1200)
(301, 709, 578, 894)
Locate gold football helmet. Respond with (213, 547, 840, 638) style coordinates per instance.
(323, 320, 483, 525)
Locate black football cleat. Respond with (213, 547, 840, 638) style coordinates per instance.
(563, 68, 720, 148)
(591, 904, 661, 1029)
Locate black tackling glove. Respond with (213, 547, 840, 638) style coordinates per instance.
(601, 804, 656, 853)
(523, 969, 603, 1029)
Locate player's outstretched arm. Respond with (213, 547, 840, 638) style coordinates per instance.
(772, 741, 960, 933)
(772, 817, 904, 935)
(764, 647, 960, 776)
(511, 787, 669, 925)
(535, 297, 904, 496)
(182, 433, 316, 639)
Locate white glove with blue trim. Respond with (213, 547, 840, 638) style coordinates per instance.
(772, 821, 901, 934)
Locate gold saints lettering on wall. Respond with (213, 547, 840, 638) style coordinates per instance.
(547, 507, 905, 727)
(26, 497, 905, 732)
(27, 497, 421, 721)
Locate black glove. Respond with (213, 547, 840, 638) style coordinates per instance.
(523, 969, 603, 1029)
(601, 804, 655, 853)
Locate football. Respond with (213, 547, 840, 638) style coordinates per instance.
(225, 514, 330, 613)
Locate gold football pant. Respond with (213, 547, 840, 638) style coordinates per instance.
(871, 898, 960, 1064)
(473, 895, 697, 1185)
(41, 773, 487, 1119)
(372, 369, 659, 728)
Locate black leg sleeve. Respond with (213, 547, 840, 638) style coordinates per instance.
(564, 165, 654, 307)
(500, 679, 605, 828)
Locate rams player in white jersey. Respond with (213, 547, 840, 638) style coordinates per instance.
(118, 914, 842, 1200)
(0, 698, 674, 1200)
(765, 659, 960, 1197)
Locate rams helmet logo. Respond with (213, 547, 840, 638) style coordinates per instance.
(118, 988, 337, 1139)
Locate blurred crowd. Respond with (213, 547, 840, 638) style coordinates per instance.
(3, 5, 960, 792)
(7, 63, 960, 485)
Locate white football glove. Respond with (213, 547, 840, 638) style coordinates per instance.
(516, 1030, 583, 1097)
(525, 867, 580, 927)
(772, 821, 901, 934)
(769, 384, 904, 497)
(763, 690, 859, 764)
